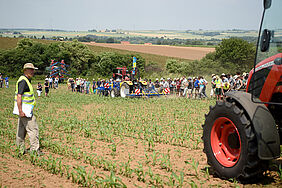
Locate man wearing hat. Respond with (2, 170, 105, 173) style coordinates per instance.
(14, 63, 43, 155)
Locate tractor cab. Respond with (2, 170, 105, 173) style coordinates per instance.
(112, 67, 129, 81)
(248, 0, 282, 105)
(248, 0, 282, 131)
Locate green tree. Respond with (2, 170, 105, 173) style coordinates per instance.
(166, 59, 180, 73)
(214, 38, 255, 72)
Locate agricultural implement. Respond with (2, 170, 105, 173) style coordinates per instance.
(47, 60, 70, 80)
(98, 57, 170, 98)
(118, 79, 168, 98)
(202, 0, 281, 182)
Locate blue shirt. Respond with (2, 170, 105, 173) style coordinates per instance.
(194, 80, 199, 88)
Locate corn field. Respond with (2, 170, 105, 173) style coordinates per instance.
(0, 82, 281, 187)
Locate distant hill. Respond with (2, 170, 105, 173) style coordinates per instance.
(0, 28, 258, 42)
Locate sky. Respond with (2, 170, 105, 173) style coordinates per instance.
(0, 0, 263, 31)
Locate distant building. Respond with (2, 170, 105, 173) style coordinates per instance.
(144, 43, 152, 45)
(121, 41, 130, 45)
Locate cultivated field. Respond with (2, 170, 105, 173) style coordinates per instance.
(87, 43, 214, 60)
(0, 83, 281, 187)
(0, 29, 258, 40)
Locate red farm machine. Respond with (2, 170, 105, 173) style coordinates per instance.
(48, 60, 70, 81)
(103, 57, 168, 98)
(202, 0, 281, 182)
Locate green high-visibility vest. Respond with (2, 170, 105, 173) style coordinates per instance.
(223, 82, 230, 90)
(215, 79, 222, 88)
(14, 76, 36, 106)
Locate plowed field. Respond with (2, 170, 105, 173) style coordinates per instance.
(87, 43, 215, 60)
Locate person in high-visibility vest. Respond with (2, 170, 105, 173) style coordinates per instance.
(14, 63, 43, 156)
(223, 81, 230, 94)
(214, 75, 223, 101)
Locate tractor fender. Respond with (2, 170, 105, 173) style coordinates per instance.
(225, 91, 280, 160)
(122, 81, 133, 85)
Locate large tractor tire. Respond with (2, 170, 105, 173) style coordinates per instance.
(203, 100, 265, 182)
(120, 83, 130, 98)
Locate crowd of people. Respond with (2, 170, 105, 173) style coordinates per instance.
(0, 73, 9, 88)
(0, 72, 249, 101)
(35, 76, 62, 97)
(65, 72, 249, 100)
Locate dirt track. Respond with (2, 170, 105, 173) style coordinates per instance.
(87, 43, 215, 60)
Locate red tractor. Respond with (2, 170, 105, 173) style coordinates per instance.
(203, 0, 281, 182)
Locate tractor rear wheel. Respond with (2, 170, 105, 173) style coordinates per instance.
(110, 89, 116, 98)
(110, 88, 119, 98)
(203, 100, 265, 182)
(120, 83, 130, 98)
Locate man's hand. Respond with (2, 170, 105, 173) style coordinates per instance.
(17, 94, 26, 117)
(19, 111, 26, 117)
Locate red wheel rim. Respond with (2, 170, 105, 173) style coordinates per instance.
(211, 117, 241, 167)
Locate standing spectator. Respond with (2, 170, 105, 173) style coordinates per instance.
(92, 79, 97, 94)
(234, 75, 243, 91)
(215, 75, 223, 100)
(187, 77, 193, 98)
(182, 77, 188, 97)
(171, 78, 177, 94)
(0, 74, 3, 88)
(228, 75, 236, 90)
(36, 82, 42, 97)
(44, 79, 49, 97)
(96, 78, 102, 95)
(86, 78, 90, 94)
(241, 73, 248, 91)
(4, 76, 9, 88)
(159, 78, 165, 93)
(70, 78, 75, 92)
(193, 77, 200, 99)
(48, 77, 53, 89)
(163, 78, 169, 91)
(202, 76, 208, 98)
(154, 78, 160, 92)
(148, 79, 154, 90)
(14, 63, 43, 155)
(176, 78, 181, 96)
(222, 79, 230, 97)
(169, 78, 174, 94)
(80, 78, 85, 93)
(54, 77, 59, 89)
(76, 78, 81, 92)
(199, 76, 208, 98)
(67, 78, 71, 90)
(211, 75, 216, 98)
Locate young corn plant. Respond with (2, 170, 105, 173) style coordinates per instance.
(185, 158, 199, 179)
(99, 171, 126, 188)
(159, 153, 172, 172)
(119, 155, 133, 178)
(135, 162, 146, 182)
(151, 151, 158, 166)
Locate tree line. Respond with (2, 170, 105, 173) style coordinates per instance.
(166, 38, 256, 75)
(0, 39, 145, 78)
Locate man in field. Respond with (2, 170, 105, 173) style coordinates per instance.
(13, 63, 43, 155)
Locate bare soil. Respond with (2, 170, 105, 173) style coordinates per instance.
(87, 43, 215, 60)
(0, 153, 77, 188)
